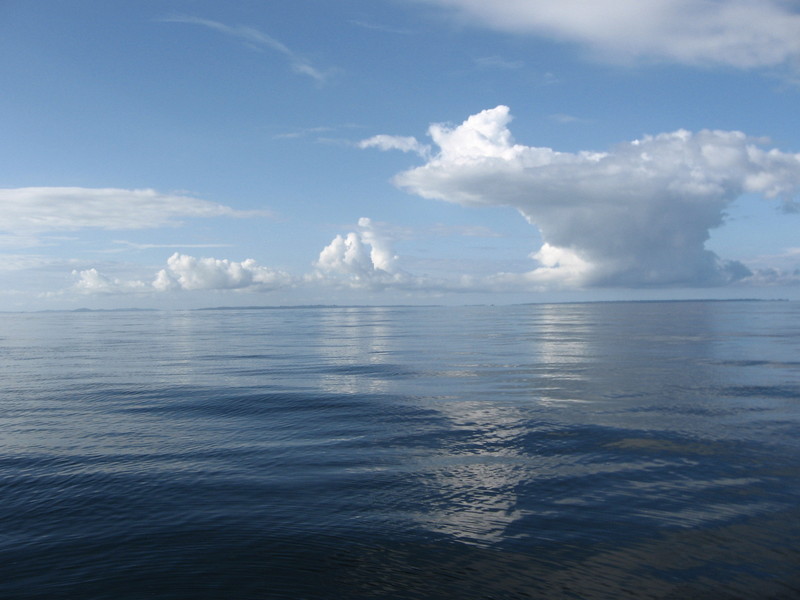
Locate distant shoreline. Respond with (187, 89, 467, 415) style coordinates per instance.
(1, 297, 790, 315)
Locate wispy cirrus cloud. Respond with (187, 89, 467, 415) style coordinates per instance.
(111, 241, 234, 251)
(272, 126, 336, 140)
(349, 20, 415, 36)
(0, 187, 269, 235)
(160, 15, 333, 83)
(272, 123, 363, 141)
(474, 56, 524, 70)
(0, 254, 79, 272)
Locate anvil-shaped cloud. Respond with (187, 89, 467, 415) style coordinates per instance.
(367, 106, 800, 288)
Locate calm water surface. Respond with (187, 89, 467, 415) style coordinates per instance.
(1, 302, 799, 599)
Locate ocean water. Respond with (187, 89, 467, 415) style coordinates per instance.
(1, 301, 799, 599)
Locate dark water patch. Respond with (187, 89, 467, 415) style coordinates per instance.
(319, 363, 420, 378)
(718, 384, 800, 400)
(709, 358, 800, 369)
(6, 522, 798, 600)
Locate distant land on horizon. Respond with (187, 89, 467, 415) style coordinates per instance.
(3, 298, 789, 315)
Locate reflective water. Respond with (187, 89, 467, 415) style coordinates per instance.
(1, 302, 799, 599)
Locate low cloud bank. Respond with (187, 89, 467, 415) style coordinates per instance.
(71, 254, 291, 295)
(367, 105, 800, 288)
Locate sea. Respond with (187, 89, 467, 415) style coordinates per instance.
(1, 301, 799, 599)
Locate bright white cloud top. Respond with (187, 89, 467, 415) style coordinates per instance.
(369, 106, 800, 288)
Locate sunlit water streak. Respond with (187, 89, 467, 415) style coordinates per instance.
(1, 301, 799, 599)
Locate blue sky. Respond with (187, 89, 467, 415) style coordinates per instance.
(2, 0, 799, 309)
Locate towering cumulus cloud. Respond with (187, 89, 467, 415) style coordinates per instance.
(314, 218, 406, 287)
(371, 106, 800, 287)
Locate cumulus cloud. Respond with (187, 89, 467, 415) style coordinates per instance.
(72, 268, 148, 294)
(366, 105, 800, 288)
(0, 187, 267, 234)
(68, 253, 292, 296)
(741, 268, 800, 287)
(739, 247, 800, 286)
(314, 218, 414, 288)
(161, 16, 331, 83)
(153, 253, 291, 291)
(423, 0, 800, 69)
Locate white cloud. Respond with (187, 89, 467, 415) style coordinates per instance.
(367, 105, 800, 288)
(311, 220, 478, 293)
(67, 253, 292, 296)
(313, 219, 530, 293)
(72, 268, 148, 294)
(526, 243, 593, 286)
(161, 16, 331, 83)
(314, 218, 405, 286)
(153, 253, 292, 291)
(315, 232, 374, 276)
(423, 0, 800, 69)
(739, 247, 800, 286)
(0, 187, 267, 234)
(310, 219, 529, 295)
(358, 135, 431, 157)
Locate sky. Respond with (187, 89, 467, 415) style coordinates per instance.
(2, 0, 799, 310)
